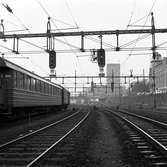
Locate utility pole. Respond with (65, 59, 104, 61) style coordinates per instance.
(151, 12, 157, 111)
(143, 69, 146, 94)
(74, 70, 77, 94)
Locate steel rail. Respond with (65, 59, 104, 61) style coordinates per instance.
(0, 111, 80, 150)
(119, 110, 167, 129)
(106, 109, 167, 155)
(26, 110, 90, 167)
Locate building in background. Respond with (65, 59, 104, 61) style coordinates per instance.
(149, 54, 167, 92)
(76, 63, 121, 102)
(106, 64, 120, 97)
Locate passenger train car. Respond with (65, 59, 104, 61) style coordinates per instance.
(0, 57, 70, 117)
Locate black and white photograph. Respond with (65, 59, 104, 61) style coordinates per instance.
(0, 0, 167, 166)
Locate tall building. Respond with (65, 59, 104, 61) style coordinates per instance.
(149, 54, 167, 91)
(106, 64, 120, 96)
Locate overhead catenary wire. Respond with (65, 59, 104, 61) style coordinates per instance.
(3, 19, 24, 28)
(122, 0, 157, 66)
(85, 36, 115, 48)
(20, 39, 46, 51)
(36, 0, 83, 80)
(120, 33, 151, 48)
(12, 14, 30, 33)
(129, 0, 157, 52)
(1, 3, 30, 33)
(127, 0, 136, 28)
(157, 41, 167, 47)
(3, 3, 49, 53)
(1, 2, 53, 76)
(51, 18, 79, 29)
(127, 14, 151, 27)
(1, 45, 167, 55)
(64, 0, 79, 30)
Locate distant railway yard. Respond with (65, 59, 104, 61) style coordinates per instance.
(1, 104, 167, 166)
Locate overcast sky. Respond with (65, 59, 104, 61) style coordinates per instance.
(0, 0, 167, 90)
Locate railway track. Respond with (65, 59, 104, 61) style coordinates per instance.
(0, 109, 90, 166)
(105, 108, 167, 166)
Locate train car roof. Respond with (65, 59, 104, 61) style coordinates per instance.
(0, 57, 67, 90)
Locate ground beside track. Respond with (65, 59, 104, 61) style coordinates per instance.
(0, 106, 134, 166)
(44, 107, 132, 167)
(87, 110, 131, 167)
(0, 108, 74, 145)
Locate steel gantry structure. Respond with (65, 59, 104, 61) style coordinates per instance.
(0, 13, 166, 55)
(0, 13, 160, 108)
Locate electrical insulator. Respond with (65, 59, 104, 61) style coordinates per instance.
(111, 82, 114, 92)
(49, 50, 56, 69)
(97, 48, 105, 68)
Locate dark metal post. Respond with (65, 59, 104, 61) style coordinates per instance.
(119, 83, 121, 106)
(80, 32, 85, 52)
(75, 70, 76, 93)
(151, 12, 156, 111)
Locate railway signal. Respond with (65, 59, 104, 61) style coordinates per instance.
(97, 34, 105, 77)
(49, 50, 56, 69)
(97, 48, 105, 68)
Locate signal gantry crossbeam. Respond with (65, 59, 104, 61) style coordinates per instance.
(0, 13, 167, 54)
(49, 75, 153, 79)
(1, 28, 167, 53)
(1, 28, 167, 39)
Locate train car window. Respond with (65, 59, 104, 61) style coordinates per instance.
(36, 79, 41, 92)
(41, 81, 44, 93)
(43, 82, 45, 93)
(48, 85, 50, 95)
(49, 85, 51, 95)
(20, 73, 24, 89)
(29, 77, 32, 91)
(24, 75, 27, 90)
(30, 78, 35, 91)
(4, 73, 12, 89)
(39, 80, 41, 92)
(43, 82, 46, 93)
(55, 87, 57, 95)
(35, 79, 38, 92)
(51, 85, 53, 95)
(53, 87, 55, 95)
(16, 72, 23, 89)
(13, 71, 17, 88)
(23, 74, 25, 89)
(33, 78, 36, 91)
(16, 72, 20, 88)
(34, 79, 36, 91)
(27, 76, 30, 90)
(46, 83, 49, 94)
